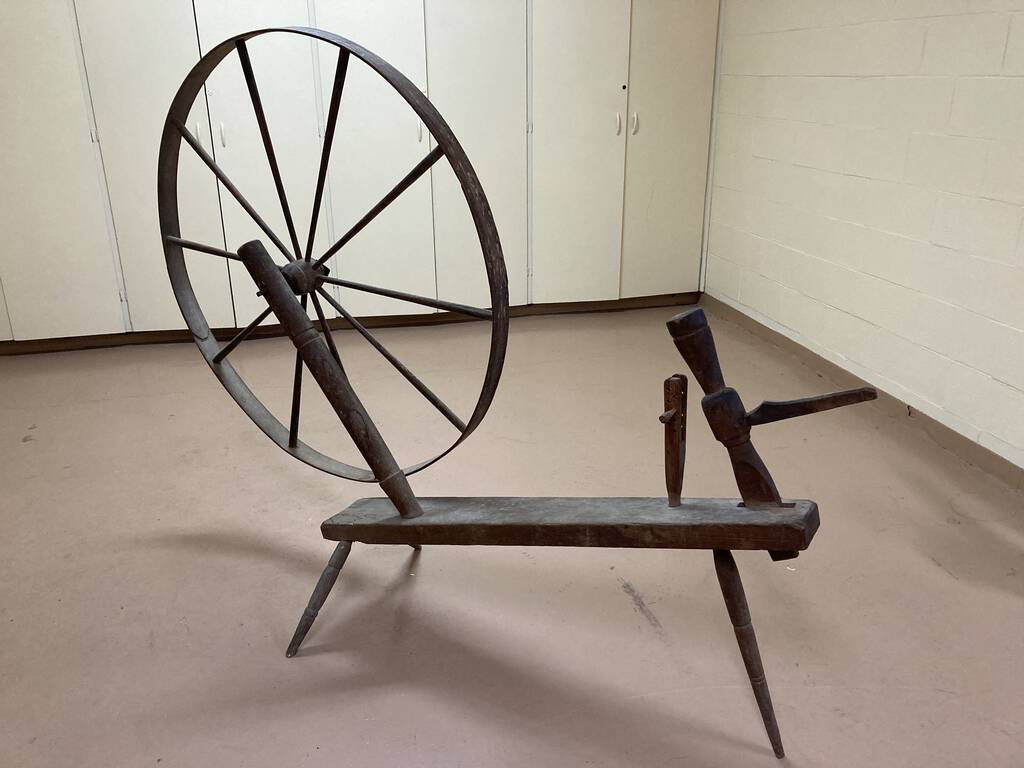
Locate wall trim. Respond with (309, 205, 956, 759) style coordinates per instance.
(0, 292, 700, 356)
(701, 295, 1024, 492)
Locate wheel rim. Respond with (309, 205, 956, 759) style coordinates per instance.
(157, 27, 509, 481)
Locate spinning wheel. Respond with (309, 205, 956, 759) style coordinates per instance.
(161, 28, 880, 760)
(158, 27, 508, 492)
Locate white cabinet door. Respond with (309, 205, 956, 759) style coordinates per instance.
(424, 0, 528, 308)
(531, 0, 630, 303)
(0, 0, 124, 340)
(194, 0, 330, 326)
(0, 282, 12, 341)
(621, 0, 717, 298)
(76, 0, 234, 331)
(313, 0, 436, 317)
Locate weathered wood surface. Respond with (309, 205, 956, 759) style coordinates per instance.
(661, 374, 687, 507)
(714, 548, 785, 757)
(321, 497, 819, 550)
(286, 541, 351, 658)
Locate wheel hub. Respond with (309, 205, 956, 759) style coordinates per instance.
(281, 259, 328, 295)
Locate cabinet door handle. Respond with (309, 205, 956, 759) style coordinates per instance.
(631, 112, 639, 135)
(615, 112, 622, 135)
(195, 123, 203, 148)
(219, 121, 226, 147)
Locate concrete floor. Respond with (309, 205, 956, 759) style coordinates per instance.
(2, 305, 1022, 767)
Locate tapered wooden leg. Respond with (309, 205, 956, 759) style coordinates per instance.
(286, 541, 352, 658)
(713, 549, 785, 759)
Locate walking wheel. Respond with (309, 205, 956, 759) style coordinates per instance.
(158, 27, 509, 482)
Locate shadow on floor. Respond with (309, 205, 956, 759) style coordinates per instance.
(142, 529, 331, 578)
(145, 533, 780, 765)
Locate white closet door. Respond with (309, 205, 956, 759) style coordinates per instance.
(0, 282, 12, 340)
(194, 0, 329, 325)
(424, 0, 528, 308)
(0, 0, 124, 339)
(531, 0, 630, 303)
(76, 0, 234, 331)
(314, 0, 436, 317)
(621, 0, 717, 298)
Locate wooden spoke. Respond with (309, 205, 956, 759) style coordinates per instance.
(287, 295, 307, 448)
(310, 290, 343, 368)
(287, 350, 303, 448)
(173, 119, 293, 261)
(236, 40, 301, 259)
(317, 275, 491, 319)
(164, 235, 241, 261)
(305, 49, 350, 261)
(317, 288, 466, 432)
(213, 306, 272, 363)
(313, 145, 444, 268)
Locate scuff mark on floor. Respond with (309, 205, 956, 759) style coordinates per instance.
(929, 556, 959, 581)
(619, 578, 664, 636)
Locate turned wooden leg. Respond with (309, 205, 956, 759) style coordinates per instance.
(286, 541, 352, 658)
(713, 549, 785, 759)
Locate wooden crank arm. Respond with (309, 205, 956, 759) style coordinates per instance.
(746, 387, 877, 426)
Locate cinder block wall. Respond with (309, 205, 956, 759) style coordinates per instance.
(706, 0, 1024, 469)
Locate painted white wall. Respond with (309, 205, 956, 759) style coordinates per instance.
(705, 0, 1024, 469)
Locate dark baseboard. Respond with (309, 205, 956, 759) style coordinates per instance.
(0, 291, 700, 356)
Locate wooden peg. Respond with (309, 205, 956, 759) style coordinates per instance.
(662, 374, 687, 507)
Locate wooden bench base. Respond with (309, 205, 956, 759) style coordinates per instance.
(293, 495, 812, 759)
(321, 496, 819, 552)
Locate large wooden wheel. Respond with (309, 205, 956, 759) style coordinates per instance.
(158, 27, 509, 482)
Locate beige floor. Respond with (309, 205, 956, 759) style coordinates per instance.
(2, 305, 1022, 767)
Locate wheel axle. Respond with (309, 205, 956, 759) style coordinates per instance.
(281, 259, 328, 296)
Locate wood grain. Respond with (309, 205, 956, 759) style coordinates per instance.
(321, 497, 818, 551)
